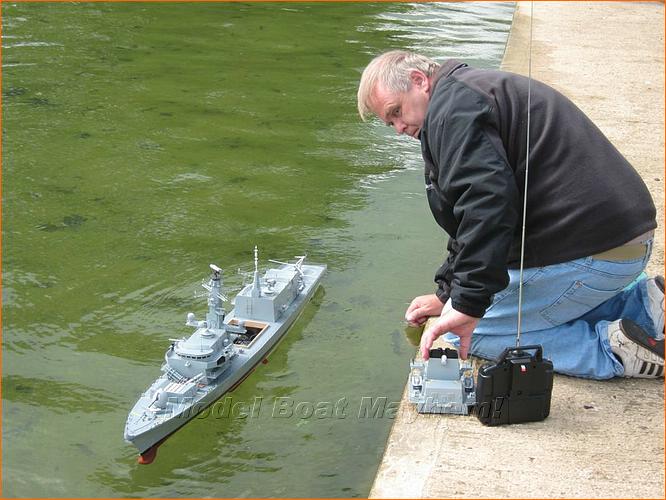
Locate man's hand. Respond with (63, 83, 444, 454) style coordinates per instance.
(405, 294, 445, 326)
(419, 299, 480, 360)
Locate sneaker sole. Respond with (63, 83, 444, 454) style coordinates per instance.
(620, 319, 664, 359)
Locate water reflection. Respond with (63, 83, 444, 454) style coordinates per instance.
(404, 324, 425, 348)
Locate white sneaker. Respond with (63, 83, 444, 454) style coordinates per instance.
(646, 276, 664, 340)
(608, 319, 664, 378)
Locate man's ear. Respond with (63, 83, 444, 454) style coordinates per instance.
(410, 70, 429, 91)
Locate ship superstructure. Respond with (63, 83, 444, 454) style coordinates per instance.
(124, 248, 325, 463)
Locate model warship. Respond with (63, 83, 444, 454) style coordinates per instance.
(124, 247, 326, 464)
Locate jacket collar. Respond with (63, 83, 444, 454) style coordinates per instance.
(431, 59, 468, 89)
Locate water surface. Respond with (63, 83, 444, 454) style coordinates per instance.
(2, 2, 513, 496)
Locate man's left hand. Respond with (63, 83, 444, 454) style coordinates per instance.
(420, 299, 480, 360)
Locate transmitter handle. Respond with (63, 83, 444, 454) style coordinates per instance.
(496, 344, 543, 362)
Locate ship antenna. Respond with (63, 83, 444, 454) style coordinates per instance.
(251, 245, 261, 298)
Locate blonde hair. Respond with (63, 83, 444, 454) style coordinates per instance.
(357, 50, 439, 121)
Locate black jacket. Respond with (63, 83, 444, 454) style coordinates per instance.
(421, 61, 657, 318)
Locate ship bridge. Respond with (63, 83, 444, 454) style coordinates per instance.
(173, 333, 217, 359)
(234, 267, 300, 322)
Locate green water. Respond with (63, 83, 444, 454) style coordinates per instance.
(2, 2, 513, 497)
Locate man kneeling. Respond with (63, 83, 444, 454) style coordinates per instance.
(357, 50, 663, 379)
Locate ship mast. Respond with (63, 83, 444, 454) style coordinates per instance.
(205, 264, 225, 330)
(250, 245, 261, 298)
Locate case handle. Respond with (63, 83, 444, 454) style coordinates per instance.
(496, 344, 543, 362)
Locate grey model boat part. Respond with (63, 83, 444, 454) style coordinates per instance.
(408, 348, 476, 414)
(124, 247, 326, 464)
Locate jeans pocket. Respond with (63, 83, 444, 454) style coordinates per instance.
(539, 280, 627, 327)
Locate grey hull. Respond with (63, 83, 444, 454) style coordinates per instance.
(125, 260, 325, 456)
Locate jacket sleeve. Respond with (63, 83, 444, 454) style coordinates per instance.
(433, 239, 455, 304)
(426, 81, 520, 318)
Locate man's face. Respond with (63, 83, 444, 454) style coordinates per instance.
(370, 70, 431, 139)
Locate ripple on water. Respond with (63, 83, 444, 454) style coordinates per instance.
(2, 375, 124, 414)
(2, 1, 513, 496)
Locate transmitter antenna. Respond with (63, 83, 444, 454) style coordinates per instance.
(516, 0, 534, 348)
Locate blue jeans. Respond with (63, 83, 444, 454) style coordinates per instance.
(442, 240, 654, 379)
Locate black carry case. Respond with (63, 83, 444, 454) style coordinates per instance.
(475, 345, 553, 426)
